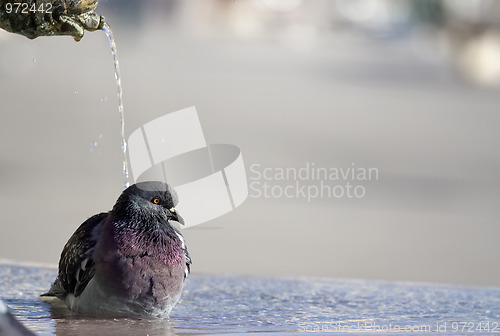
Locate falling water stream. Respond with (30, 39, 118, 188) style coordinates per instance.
(102, 22, 130, 189)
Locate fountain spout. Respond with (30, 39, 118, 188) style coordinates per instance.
(0, 0, 105, 41)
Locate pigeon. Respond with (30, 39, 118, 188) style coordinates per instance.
(0, 299, 36, 336)
(43, 181, 191, 317)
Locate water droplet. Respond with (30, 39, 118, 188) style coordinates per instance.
(32, 58, 37, 64)
(161, 138, 165, 143)
(99, 133, 103, 139)
(90, 141, 98, 152)
(74, 90, 79, 94)
(121, 140, 127, 153)
(100, 96, 108, 103)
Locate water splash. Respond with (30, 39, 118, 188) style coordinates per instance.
(102, 22, 130, 189)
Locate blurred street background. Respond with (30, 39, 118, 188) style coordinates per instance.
(1, 0, 499, 287)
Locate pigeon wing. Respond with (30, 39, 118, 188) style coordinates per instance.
(45, 212, 108, 299)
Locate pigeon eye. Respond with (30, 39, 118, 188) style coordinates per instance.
(152, 197, 161, 205)
(170, 207, 176, 213)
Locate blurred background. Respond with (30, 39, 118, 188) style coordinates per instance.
(0, 0, 499, 287)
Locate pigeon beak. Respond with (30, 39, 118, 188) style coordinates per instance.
(175, 212, 185, 226)
(170, 208, 185, 226)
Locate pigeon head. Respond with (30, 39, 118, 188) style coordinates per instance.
(112, 181, 184, 225)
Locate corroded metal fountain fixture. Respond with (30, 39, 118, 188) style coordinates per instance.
(0, 0, 104, 41)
